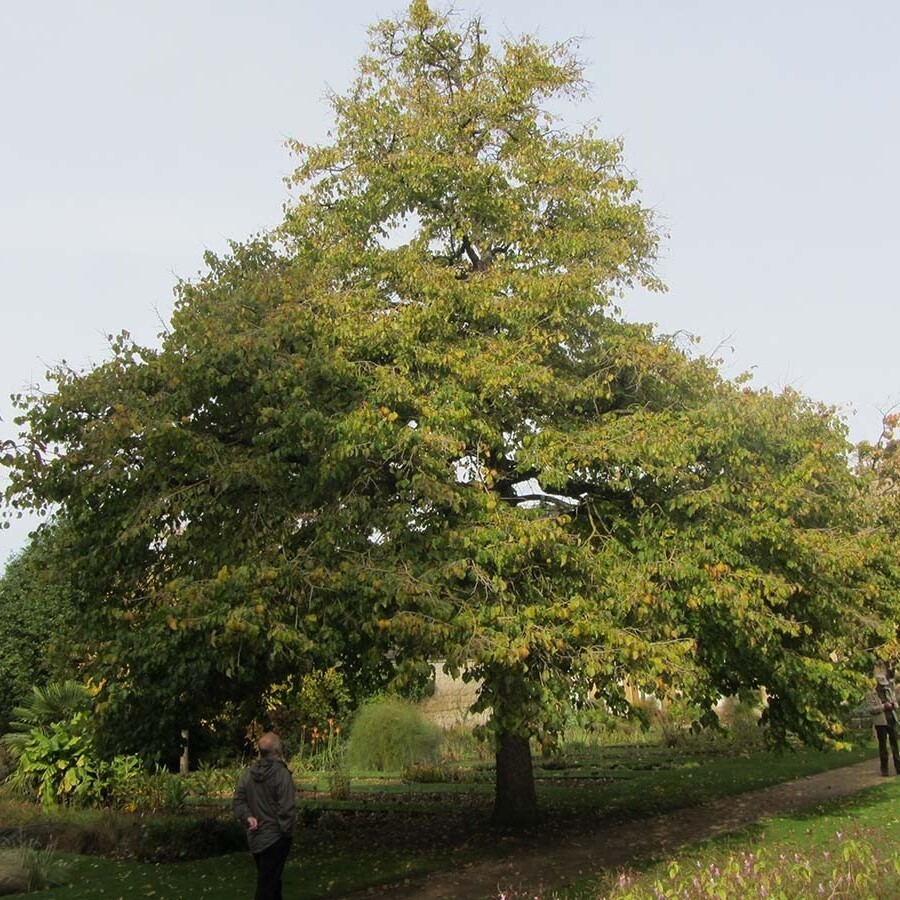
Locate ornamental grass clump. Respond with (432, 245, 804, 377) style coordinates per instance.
(0, 841, 65, 895)
(601, 827, 898, 899)
(347, 699, 441, 772)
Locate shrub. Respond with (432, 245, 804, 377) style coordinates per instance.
(0, 744, 15, 783)
(114, 767, 188, 813)
(1, 682, 110, 808)
(2, 681, 92, 759)
(103, 753, 144, 807)
(136, 816, 245, 862)
(258, 666, 351, 756)
(2, 683, 156, 811)
(327, 769, 351, 800)
(4, 714, 106, 808)
(562, 703, 658, 750)
(347, 699, 441, 771)
(184, 761, 241, 802)
(649, 697, 705, 749)
(629, 696, 657, 731)
(402, 762, 477, 784)
(717, 694, 766, 750)
(440, 725, 492, 763)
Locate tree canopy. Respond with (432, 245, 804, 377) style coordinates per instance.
(3, 1, 898, 824)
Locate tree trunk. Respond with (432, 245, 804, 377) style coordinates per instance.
(179, 728, 190, 776)
(492, 730, 539, 827)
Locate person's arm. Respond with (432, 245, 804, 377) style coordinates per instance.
(275, 765, 296, 834)
(232, 773, 259, 830)
(866, 691, 885, 717)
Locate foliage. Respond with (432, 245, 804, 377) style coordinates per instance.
(856, 412, 900, 665)
(0, 744, 14, 782)
(5, 714, 109, 808)
(290, 717, 345, 771)
(586, 825, 899, 900)
(259, 666, 351, 755)
(1, 681, 92, 754)
(347, 698, 442, 771)
(3, 0, 899, 823)
(440, 725, 493, 763)
(183, 761, 242, 802)
(327, 767, 351, 800)
(647, 697, 704, 750)
(0, 529, 78, 731)
(135, 815, 245, 861)
(0, 682, 158, 811)
(857, 412, 900, 519)
(110, 766, 188, 813)
(561, 705, 656, 751)
(98, 754, 143, 808)
(0, 795, 244, 864)
(559, 695, 767, 755)
(715, 695, 766, 750)
(402, 762, 477, 784)
(2, 682, 100, 807)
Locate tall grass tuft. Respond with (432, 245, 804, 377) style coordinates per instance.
(0, 841, 65, 894)
(347, 699, 441, 771)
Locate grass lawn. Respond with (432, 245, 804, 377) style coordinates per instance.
(558, 766, 900, 898)
(536, 742, 874, 820)
(26, 846, 454, 899)
(14, 742, 879, 899)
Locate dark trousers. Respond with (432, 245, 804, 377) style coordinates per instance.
(875, 725, 900, 775)
(252, 834, 292, 900)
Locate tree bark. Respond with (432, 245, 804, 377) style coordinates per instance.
(179, 728, 190, 776)
(492, 730, 539, 827)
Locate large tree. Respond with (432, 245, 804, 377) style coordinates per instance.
(4, 2, 898, 823)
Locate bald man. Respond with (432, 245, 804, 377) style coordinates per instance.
(233, 732, 296, 900)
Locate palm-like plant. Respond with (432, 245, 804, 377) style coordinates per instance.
(1, 680, 92, 758)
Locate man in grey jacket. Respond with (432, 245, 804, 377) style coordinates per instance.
(233, 732, 296, 900)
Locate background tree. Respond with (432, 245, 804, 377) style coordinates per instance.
(857, 411, 900, 514)
(0, 525, 78, 731)
(2, 253, 398, 759)
(855, 411, 900, 664)
(4, 1, 898, 824)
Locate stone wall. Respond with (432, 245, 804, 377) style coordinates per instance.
(418, 662, 489, 729)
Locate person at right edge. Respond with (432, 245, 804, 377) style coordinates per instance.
(232, 731, 296, 900)
(867, 669, 900, 777)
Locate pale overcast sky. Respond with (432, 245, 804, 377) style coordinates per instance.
(2, 0, 898, 564)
